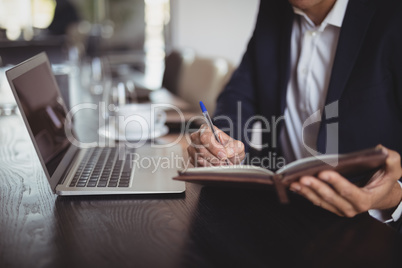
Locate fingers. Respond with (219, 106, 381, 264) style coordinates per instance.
(364, 146, 402, 209)
(290, 180, 345, 216)
(317, 149, 402, 212)
(198, 124, 228, 159)
(187, 143, 227, 167)
(187, 124, 245, 167)
(318, 171, 371, 212)
(291, 174, 368, 217)
(214, 127, 232, 146)
(221, 134, 245, 165)
(366, 146, 402, 187)
(383, 147, 402, 180)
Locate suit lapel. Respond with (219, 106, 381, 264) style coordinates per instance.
(317, 0, 377, 154)
(324, 0, 377, 106)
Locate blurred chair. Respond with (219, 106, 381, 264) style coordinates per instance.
(47, 0, 80, 36)
(162, 50, 185, 96)
(163, 49, 234, 114)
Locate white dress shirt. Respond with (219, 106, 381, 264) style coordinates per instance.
(279, 0, 402, 223)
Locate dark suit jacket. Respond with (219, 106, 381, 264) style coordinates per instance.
(214, 0, 402, 162)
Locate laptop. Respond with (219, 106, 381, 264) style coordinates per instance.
(6, 52, 185, 196)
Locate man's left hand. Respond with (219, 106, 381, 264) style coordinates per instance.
(289, 146, 402, 217)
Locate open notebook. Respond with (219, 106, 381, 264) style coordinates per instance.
(174, 146, 388, 203)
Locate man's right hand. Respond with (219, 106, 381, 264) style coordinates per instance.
(187, 124, 245, 167)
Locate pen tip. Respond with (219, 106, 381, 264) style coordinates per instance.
(199, 101, 207, 113)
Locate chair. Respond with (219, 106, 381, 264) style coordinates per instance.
(161, 50, 185, 96)
(163, 49, 234, 114)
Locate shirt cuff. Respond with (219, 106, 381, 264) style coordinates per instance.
(368, 181, 402, 223)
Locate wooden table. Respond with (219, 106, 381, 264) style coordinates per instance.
(1, 65, 402, 268)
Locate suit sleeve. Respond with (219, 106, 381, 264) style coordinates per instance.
(389, 12, 402, 123)
(213, 34, 258, 153)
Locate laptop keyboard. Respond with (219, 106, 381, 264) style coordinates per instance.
(69, 147, 132, 188)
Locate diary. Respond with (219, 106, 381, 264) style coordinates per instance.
(174, 147, 388, 203)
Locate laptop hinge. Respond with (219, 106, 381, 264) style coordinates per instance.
(59, 148, 80, 187)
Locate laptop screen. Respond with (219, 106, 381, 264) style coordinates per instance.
(8, 56, 72, 177)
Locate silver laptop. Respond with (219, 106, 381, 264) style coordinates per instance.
(6, 52, 185, 196)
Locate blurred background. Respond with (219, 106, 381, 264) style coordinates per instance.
(0, 0, 259, 116)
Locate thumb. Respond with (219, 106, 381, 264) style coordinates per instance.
(217, 130, 232, 146)
(219, 132, 245, 159)
(217, 132, 236, 159)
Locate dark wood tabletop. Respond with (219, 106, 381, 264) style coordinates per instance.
(1, 64, 402, 268)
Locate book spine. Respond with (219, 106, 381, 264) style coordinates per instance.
(272, 174, 289, 204)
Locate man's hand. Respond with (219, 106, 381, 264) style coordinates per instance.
(187, 124, 245, 167)
(289, 146, 402, 217)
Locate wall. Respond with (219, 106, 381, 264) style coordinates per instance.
(169, 0, 260, 66)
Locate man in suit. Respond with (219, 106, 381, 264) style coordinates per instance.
(187, 0, 402, 225)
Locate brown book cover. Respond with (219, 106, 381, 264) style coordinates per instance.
(173, 146, 388, 204)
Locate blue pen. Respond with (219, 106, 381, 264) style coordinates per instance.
(199, 101, 230, 165)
